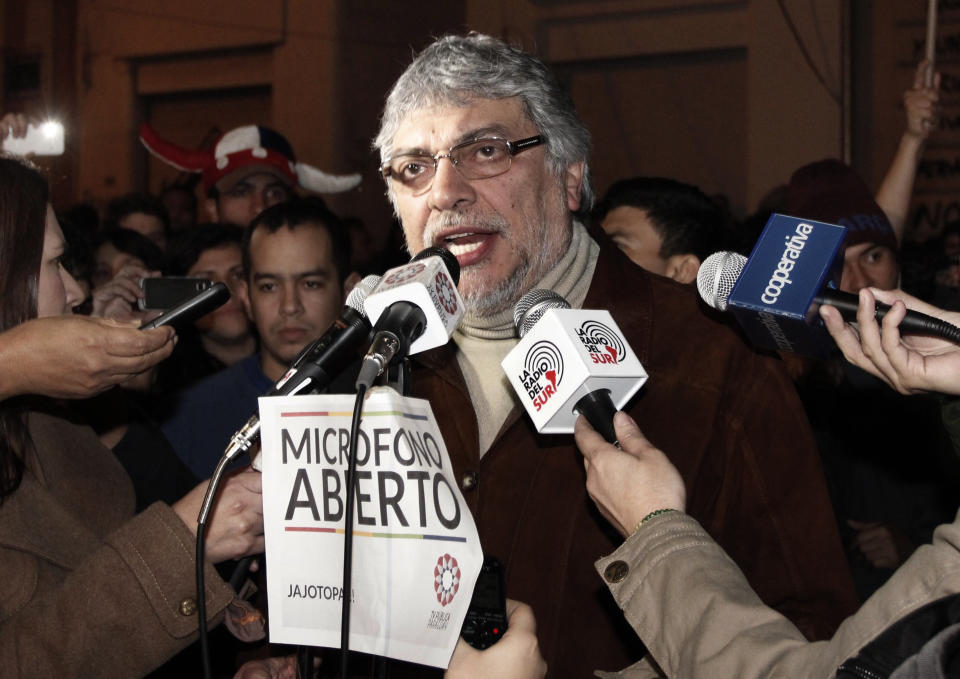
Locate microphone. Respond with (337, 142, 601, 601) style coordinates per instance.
(501, 289, 648, 444)
(698, 215, 960, 356)
(230, 275, 380, 468)
(356, 247, 464, 389)
(269, 274, 382, 397)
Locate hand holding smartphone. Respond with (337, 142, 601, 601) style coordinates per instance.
(139, 277, 213, 310)
(140, 282, 230, 331)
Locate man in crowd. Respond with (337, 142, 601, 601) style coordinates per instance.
(373, 33, 856, 677)
(593, 176, 727, 283)
(155, 225, 257, 397)
(105, 192, 170, 251)
(786, 160, 960, 601)
(140, 123, 362, 227)
(160, 183, 199, 233)
(161, 198, 356, 478)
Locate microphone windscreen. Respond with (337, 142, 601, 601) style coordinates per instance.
(514, 289, 571, 338)
(346, 275, 381, 315)
(697, 251, 746, 311)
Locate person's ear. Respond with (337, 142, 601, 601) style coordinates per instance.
(564, 161, 585, 212)
(203, 198, 220, 223)
(663, 254, 701, 285)
(237, 279, 253, 320)
(342, 271, 362, 300)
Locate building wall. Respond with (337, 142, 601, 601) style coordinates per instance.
(465, 0, 846, 217)
(6, 1, 928, 246)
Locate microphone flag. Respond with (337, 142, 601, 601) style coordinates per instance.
(501, 308, 647, 434)
(727, 213, 846, 357)
(258, 388, 482, 668)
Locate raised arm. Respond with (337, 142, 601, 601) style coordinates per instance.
(875, 60, 940, 244)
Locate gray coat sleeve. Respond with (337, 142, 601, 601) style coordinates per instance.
(594, 510, 960, 679)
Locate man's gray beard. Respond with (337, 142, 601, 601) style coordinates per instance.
(460, 263, 528, 317)
(418, 192, 565, 318)
(460, 221, 560, 317)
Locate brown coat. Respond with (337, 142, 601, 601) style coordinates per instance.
(0, 410, 234, 678)
(406, 240, 858, 678)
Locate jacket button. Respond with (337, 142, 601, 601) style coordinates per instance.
(179, 597, 198, 616)
(461, 470, 478, 491)
(604, 560, 629, 584)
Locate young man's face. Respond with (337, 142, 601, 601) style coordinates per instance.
(840, 242, 899, 293)
(601, 206, 667, 274)
(187, 243, 250, 344)
(240, 223, 344, 381)
(207, 172, 293, 227)
(387, 96, 583, 316)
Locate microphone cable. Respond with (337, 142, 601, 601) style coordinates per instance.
(340, 383, 368, 679)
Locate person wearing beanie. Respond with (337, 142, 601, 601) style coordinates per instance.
(787, 158, 900, 293)
(140, 123, 361, 227)
(787, 158, 960, 603)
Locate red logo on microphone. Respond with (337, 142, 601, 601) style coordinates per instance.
(576, 321, 626, 365)
(519, 341, 564, 412)
(383, 262, 425, 286)
(434, 553, 461, 607)
(433, 271, 459, 315)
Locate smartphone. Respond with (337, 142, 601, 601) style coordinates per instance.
(140, 282, 230, 331)
(2, 121, 65, 156)
(139, 277, 213, 310)
(460, 556, 508, 650)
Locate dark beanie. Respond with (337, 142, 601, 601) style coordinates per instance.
(786, 159, 898, 251)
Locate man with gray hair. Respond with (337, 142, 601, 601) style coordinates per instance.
(375, 34, 856, 677)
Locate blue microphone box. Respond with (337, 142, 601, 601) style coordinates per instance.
(728, 213, 846, 357)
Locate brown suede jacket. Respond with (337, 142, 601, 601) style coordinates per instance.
(402, 239, 858, 678)
(0, 411, 234, 678)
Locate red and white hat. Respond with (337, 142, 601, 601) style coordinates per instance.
(139, 123, 362, 194)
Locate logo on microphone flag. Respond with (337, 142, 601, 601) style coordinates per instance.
(434, 554, 461, 606)
(576, 320, 625, 364)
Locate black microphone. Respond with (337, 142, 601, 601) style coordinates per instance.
(356, 247, 464, 389)
(699, 251, 960, 344)
(226, 275, 380, 467)
(269, 274, 381, 397)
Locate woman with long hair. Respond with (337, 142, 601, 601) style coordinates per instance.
(0, 154, 264, 677)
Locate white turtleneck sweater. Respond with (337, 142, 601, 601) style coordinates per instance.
(453, 221, 600, 456)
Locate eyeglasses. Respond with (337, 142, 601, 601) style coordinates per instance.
(381, 135, 545, 194)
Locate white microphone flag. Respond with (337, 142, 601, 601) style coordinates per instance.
(501, 309, 648, 433)
(259, 387, 482, 668)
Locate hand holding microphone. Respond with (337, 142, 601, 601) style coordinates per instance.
(696, 214, 960, 357)
(574, 411, 686, 538)
(820, 287, 960, 396)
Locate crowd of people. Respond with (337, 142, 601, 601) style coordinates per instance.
(2, 31, 960, 679)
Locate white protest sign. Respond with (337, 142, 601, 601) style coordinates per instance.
(259, 387, 482, 668)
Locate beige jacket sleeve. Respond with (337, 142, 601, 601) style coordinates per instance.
(0, 502, 235, 678)
(594, 511, 960, 679)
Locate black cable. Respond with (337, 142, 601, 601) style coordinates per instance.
(195, 445, 243, 679)
(340, 384, 368, 679)
(196, 523, 212, 679)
